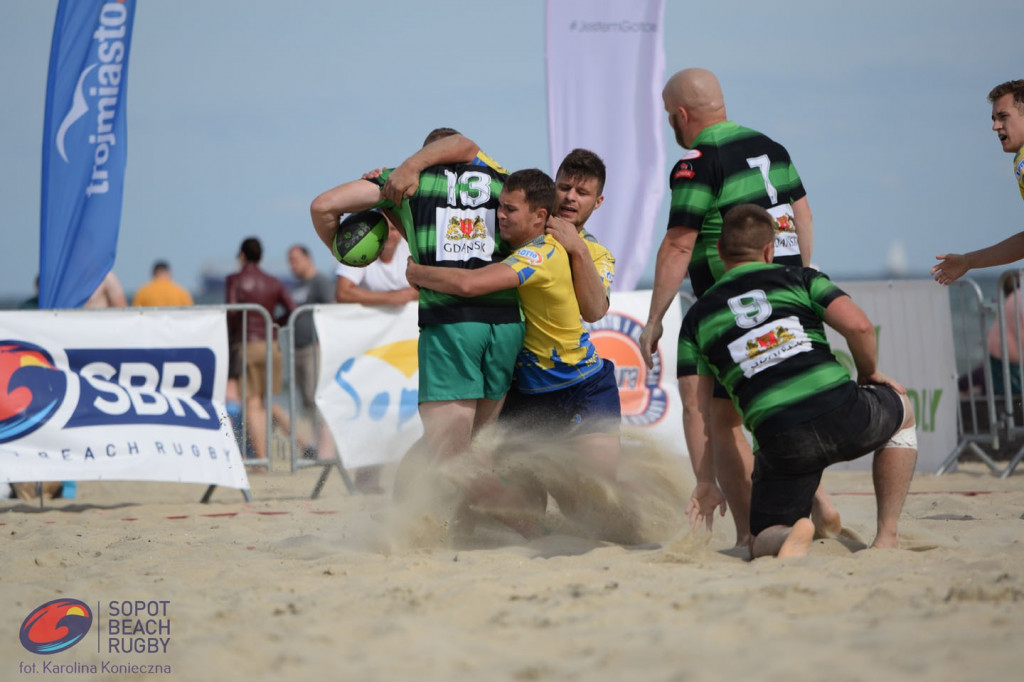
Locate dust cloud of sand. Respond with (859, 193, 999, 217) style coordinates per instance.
(379, 424, 695, 551)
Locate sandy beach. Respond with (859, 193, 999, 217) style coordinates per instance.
(3, 450, 1024, 682)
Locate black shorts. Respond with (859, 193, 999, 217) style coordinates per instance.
(749, 384, 905, 536)
(500, 360, 621, 436)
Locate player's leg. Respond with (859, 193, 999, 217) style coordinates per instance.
(751, 518, 816, 558)
(811, 485, 842, 538)
(476, 320, 524, 435)
(749, 424, 823, 560)
(709, 396, 754, 546)
(418, 399, 476, 461)
(871, 393, 917, 549)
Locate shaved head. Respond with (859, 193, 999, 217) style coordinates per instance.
(663, 68, 725, 115)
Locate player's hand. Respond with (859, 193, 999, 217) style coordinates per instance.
(545, 216, 584, 254)
(930, 253, 969, 285)
(394, 286, 419, 303)
(639, 320, 663, 370)
(684, 481, 727, 532)
(361, 167, 384, 181)
(405, 257, 421, 288)
(381, 164, 419, 205)
(858, 369, 905, 395)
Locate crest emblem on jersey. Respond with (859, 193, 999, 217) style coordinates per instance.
(729, 315, 811, 378)
(745, 326, 797, 358)
(773, 214, 796, 233)
(446, 216, 487, 241)
(435, 206, 495, 263)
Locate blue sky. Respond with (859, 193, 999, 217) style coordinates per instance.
(1, 0, 1021, 301)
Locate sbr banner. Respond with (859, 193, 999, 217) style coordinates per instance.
(0, 309, 249, 489)
(39, 0, 136, 309)
(313, 293, 687, 471)
(545, 0, 666, 292)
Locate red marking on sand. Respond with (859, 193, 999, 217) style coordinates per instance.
(201, 512, 239, 517)
(832, 490, 1007, 497)
(120, 517, 138, 522)
(165, 515, 189, 520)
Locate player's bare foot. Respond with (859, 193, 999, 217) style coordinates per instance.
(777, 518, 815, 558)
(870, 531, 899, 549)
(811, 493, 842, 539)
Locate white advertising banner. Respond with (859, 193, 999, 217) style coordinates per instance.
(827, 280, 958, 472)
(545, 0, 666, 292)
(0, 309, 249, 489)
(313, 293, 688, 470)
(314, 304, 422, 470)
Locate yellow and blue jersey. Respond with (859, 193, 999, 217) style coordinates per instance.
(581, 229, 615, 296)
(503, 234, 603, 393)
(1014, 144, 1024, 203)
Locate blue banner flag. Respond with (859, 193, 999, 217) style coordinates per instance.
(39, 0, 136, 309)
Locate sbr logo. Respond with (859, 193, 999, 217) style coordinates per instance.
(66, 347, 219, 429)
(0, 341, 68, 444)
(20, 599, 93, 655)
(0, 341, 220, 440)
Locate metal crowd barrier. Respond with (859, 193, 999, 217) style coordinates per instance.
(994, 270, 1024, 477)
(283, 304, 355, 498)
(937, 274, 1023, 476)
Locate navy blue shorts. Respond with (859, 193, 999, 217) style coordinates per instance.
(500, 360, 621, 435)
(750, 384, 905, 536)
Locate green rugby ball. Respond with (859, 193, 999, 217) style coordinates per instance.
(332, 210, 388, 267)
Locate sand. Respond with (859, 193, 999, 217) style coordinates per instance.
(3, 443, 1024, 682)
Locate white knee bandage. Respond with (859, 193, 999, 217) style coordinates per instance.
(885, 425, 917, 450)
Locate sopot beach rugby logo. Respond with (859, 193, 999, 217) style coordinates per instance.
(0, 341, 67, 444)
(19, 599, 94, 655)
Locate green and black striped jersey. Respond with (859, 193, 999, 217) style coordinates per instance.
(679, 262, 854, 438)
(375, 152, 521, 326)
(668, 121, 807, 298)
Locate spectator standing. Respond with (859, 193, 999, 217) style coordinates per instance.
(132, 260, 194, 307)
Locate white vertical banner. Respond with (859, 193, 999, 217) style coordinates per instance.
(545, 0, 666, 292)
(826, 280, 958, 472)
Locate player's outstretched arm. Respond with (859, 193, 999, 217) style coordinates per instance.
(640, 226, 697, 369)
(932, 231, 1024, 285)
(310, 180, 383, 252)
(405, 259, 518, 298)
(381, 134, 480, 205)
